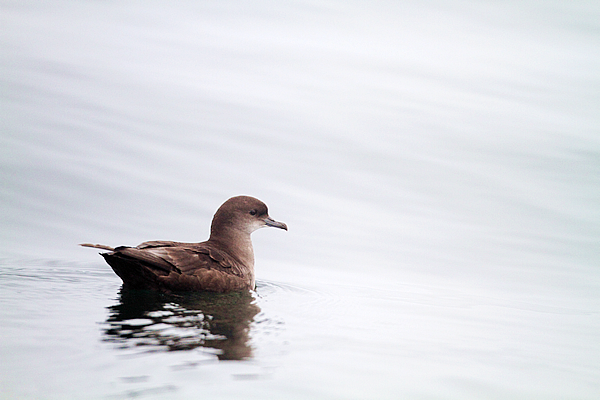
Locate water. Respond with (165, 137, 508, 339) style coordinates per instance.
(1, 1, 599, 399)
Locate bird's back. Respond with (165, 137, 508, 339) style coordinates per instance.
(101, 241, 253, 292)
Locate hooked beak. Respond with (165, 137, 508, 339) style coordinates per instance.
(264, 216, 288, 231)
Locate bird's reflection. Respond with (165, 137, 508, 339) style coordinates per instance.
(103, 287, 260, 360)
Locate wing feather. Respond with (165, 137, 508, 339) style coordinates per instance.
(96, 240, 251, 292)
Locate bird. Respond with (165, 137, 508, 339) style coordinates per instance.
(80, 195, 287, 293)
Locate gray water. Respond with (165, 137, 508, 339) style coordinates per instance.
(1, 1, 599, 399)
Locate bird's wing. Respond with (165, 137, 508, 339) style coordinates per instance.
(136, 241, 244, 277)
(104, 241, 250, 292)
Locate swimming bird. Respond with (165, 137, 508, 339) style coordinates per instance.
(81, 195, 287, 292)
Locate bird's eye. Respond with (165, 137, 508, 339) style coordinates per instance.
(249, 210, 257, 216)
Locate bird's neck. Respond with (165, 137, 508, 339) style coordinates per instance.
(209, 227, 255, 268)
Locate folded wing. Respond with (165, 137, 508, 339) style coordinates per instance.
(101, 241, 250, 292)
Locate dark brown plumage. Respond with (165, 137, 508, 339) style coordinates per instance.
(81, 196, 287, 293)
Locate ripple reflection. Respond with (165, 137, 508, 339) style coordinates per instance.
(103, 288, 260, 360)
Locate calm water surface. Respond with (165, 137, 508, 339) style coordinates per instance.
(1, 1, 599, 399)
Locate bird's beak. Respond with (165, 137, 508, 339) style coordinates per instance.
(264, 216, 288, 231)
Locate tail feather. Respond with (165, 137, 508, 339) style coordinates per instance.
(80, 243, 175, 290)
(80, 243, 115, 251)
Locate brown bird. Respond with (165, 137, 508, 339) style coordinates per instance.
(81, 195, 287, 292)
